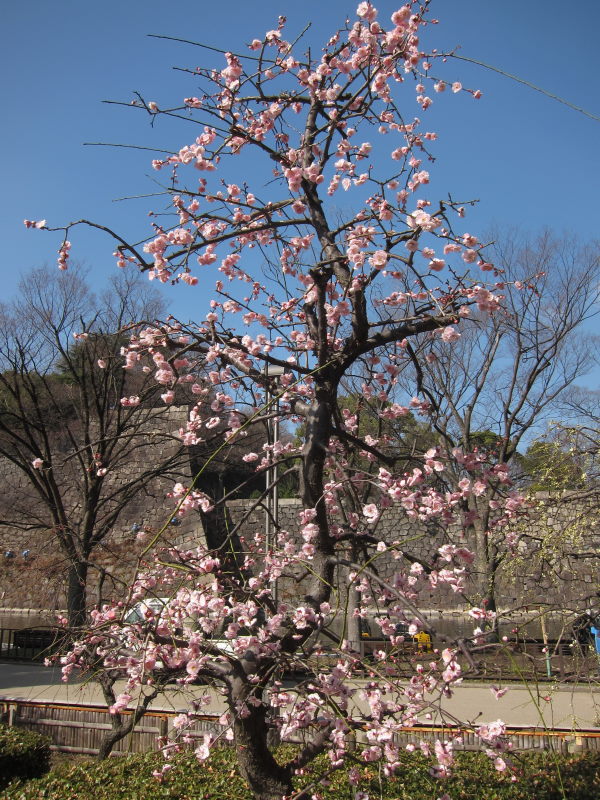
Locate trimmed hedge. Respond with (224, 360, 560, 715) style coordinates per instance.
(2, 747, 600, 800)
(0, 725, 51, 790)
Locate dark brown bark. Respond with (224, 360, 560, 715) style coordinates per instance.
(470, 504, 500, 640)
(231, 685, 293, 800)
(66, 560, 88, 628)
(96, 671, 159, 760)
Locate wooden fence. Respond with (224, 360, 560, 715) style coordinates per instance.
(0, 699, 221, 755)
(1, 698, 600, 756)
(392, 725, 600, 754)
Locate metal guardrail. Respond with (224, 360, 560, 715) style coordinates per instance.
(0, 627, 63, 662)
(1, 627, 596, 684)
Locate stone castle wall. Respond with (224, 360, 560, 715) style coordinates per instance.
(0, 426, 598, 617)
(226, 497, 600, 613)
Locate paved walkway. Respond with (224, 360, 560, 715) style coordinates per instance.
(1, 662, 599, 730)
(0, 662, 224, 715)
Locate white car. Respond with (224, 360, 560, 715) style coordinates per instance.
(124, 597, 169, 625)
(123, 597, 236, 657)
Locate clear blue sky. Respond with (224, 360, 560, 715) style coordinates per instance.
(2, 0, 599, 341)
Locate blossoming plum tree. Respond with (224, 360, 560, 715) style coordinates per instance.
(32, 3, 524, 797)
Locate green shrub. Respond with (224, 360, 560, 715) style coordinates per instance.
(0, 725, 51, 790)
(0, 749, 251, 800)
(2, 747, 600, 800)
(342, 751, 600, 800)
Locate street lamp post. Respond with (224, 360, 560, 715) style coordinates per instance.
(264, 365, 285, 603)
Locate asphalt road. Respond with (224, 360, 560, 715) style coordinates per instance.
(1, 661, 599, 730)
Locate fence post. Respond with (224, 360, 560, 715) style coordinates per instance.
(540, 613, 552, 678)
(159, 715, 169, 741)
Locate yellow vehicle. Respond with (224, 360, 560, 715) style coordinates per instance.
(360, 618, 432, 655)
(410, 628, 433, 651)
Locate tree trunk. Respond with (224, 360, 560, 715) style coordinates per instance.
(67, 560, 88, 628)
(471, 510, 500, 640)
(95, 673, 159, 760)
(190, 468, 247, 580)
(97, 729, 125, 761)
(231, 684, 293, 800)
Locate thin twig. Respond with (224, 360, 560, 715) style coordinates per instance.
(147, 33, 266, 63)
(84, 142, 176, 154)
(451, 54, 600, 123)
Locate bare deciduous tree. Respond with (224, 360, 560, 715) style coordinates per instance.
(0, 267, 188, 627)
(399, 230, 600, 621)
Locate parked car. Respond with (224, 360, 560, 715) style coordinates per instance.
(124, 597, 169, 625)
(123, 597, 235, 656)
